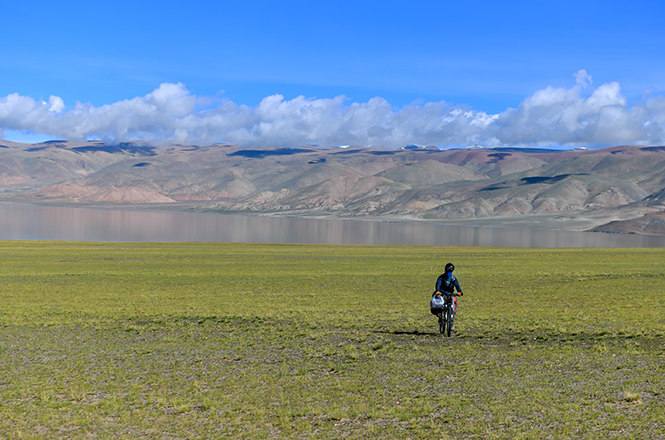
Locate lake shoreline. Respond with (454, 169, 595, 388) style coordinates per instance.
(1, 202, 664, 247)
(4, 198, 653, 235)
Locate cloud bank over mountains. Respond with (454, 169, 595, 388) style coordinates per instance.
(1, 70, 664, 148)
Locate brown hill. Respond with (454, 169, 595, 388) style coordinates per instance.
(590, 210, 665, 235)
(2, 141, 665, 234)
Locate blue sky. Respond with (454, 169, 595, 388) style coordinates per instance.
(2, 0, 664, 148)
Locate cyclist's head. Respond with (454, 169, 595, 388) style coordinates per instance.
(445, 263, 455, 273)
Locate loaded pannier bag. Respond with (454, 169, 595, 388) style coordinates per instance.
(430, 293, 445, 316)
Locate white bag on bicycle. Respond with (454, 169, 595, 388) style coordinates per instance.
(430, 294, 444, 315)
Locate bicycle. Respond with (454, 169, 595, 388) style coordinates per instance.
(430, 292, 461, 337)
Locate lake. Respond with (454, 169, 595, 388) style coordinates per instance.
(1, 203, 664, 247)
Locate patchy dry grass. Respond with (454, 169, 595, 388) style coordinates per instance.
(0, 241, 663, 439)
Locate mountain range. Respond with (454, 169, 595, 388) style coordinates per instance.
(2, 140, 665, 235)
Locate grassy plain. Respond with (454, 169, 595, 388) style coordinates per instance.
(0, 241, 663, 439)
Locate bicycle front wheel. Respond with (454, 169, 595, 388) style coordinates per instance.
(446, 308, 453, 337)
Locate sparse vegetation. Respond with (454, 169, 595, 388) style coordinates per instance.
(623, 390, 642, 403)
(0, 241, 663, 439)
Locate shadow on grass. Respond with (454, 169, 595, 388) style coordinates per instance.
(375, 329, 440, 336)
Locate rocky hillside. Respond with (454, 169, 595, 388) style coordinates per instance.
(2, 140, 665, 234)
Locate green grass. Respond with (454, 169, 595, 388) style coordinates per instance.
(0, 241, 663, 439)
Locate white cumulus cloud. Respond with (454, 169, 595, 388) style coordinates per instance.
(1, 71, 664, 148)
(574, 69, 592, 88)
(48, 95, 65, 113)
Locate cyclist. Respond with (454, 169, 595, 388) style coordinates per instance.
(433, 262, 463, 315)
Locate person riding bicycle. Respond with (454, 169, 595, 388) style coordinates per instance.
(433, 263, 463, 314)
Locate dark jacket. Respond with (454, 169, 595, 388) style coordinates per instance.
(435, 273, 461, 294)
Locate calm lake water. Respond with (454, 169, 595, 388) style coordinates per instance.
(1, 203, 664, 248)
